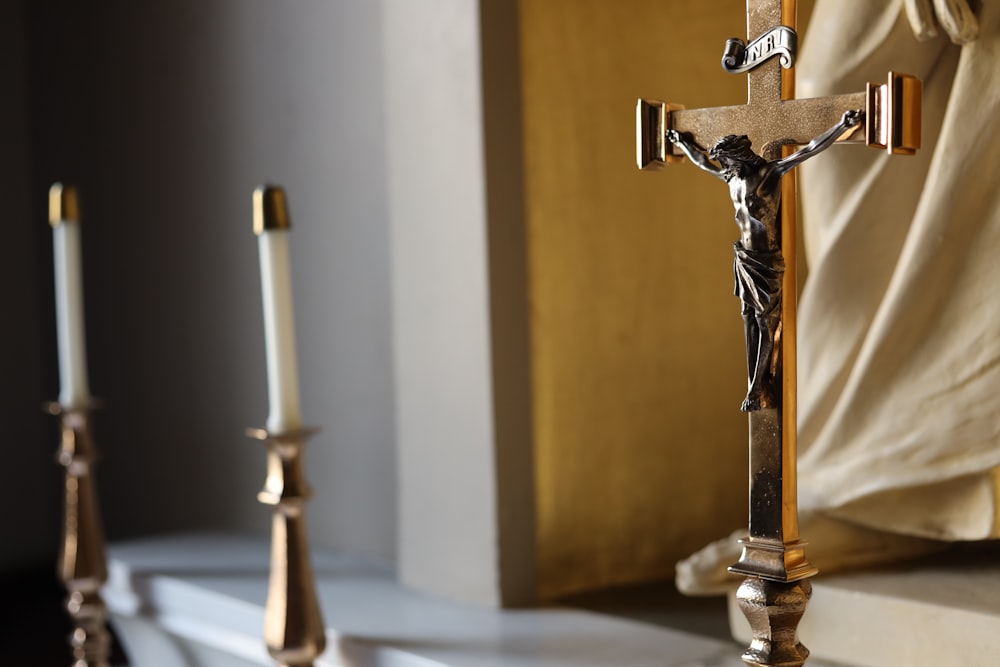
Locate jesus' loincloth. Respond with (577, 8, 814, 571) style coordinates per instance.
(733, 242, 785, 317)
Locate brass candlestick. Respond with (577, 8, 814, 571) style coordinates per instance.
(47, 402, 111, 667)
(247, 427, 327, 667)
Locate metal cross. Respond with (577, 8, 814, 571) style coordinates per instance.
(636, 1, 920, 665)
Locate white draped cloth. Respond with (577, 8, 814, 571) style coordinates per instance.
(678, 0, 1000, 594)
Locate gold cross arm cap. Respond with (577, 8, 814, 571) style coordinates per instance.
(49, 183, 80, 226)
(253, 185, 291, 235)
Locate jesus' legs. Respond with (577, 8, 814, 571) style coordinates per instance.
(742, 308, 764, 412)
(744, 308, 782, 412)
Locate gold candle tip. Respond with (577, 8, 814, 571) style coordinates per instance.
(253, 185, 291, 235)
(49, 183, 80, 226)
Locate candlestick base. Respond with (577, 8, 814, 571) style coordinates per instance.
(735, 576, 812, 667)
(46, 402, 111, 667)
(246, 427, 327, 667)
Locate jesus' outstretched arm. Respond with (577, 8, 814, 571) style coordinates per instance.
(774, 109, 864, 175)
(666, 130, 726, 180)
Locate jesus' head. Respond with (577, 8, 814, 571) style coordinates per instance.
(710, 135, 763, 170)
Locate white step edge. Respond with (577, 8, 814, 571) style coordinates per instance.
(104, 533, 781, 667)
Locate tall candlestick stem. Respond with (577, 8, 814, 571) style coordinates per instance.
(247, 427, 327, 667)
(48, 403, 111, 667)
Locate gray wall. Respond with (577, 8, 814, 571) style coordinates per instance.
(1, 1, 56, 571)
(5, 0, 396, 568)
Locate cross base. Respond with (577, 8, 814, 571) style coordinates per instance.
(736, 577, 812, 667)
(729, 537, 818, 582)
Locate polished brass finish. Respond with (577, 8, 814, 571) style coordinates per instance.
(636, 100, 685, 169)
(254, 185, 292, 235)
(729, 409, 818, 582)
(49, 183, 80, 226)
(778, 143, 798, 516)
(636, 99, 665, 169)
(736, 577, 812, 667)
(866, 72, 923, 155)
(46, 402, 111, 667)
(246, 427, 326, 667)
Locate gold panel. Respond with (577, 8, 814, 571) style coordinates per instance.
(521, 0, 759, 599)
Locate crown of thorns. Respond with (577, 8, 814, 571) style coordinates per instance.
(710, 135, 754, 160)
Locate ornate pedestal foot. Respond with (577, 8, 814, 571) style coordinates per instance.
(248, 427, 327, 667)
(67, 590, 112, 667)
(48, 403, 111, 667)
(736, 577, 812, 667)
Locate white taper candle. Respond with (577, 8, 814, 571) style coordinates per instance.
(254, 186, 303, 433)
(50, 183, 91, 409)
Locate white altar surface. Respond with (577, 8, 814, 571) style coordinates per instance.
(110, 534, 1000, 666)
(104, 534, 837, 667)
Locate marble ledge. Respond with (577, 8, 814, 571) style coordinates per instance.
(104, 533, 838, 667)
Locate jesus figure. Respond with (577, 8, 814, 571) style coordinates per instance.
(667, 109, 863, 411)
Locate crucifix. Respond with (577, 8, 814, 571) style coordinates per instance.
(636, 2, 920, 666)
